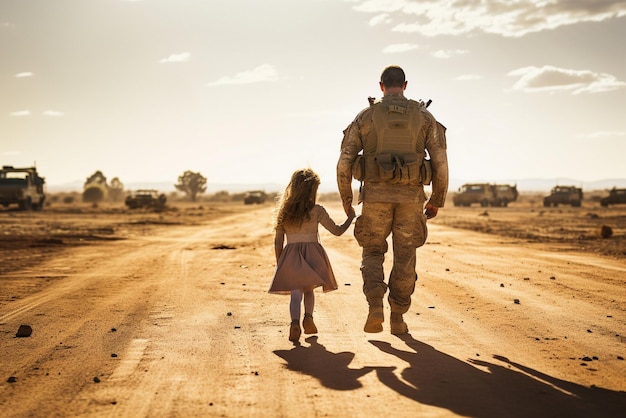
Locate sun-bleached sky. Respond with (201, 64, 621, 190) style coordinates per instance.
(1, 0, 625, 192)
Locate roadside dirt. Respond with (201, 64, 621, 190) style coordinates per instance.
(1, 200, 625, 417)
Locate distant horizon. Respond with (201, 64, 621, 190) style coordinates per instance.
(44, 176, 626, 195)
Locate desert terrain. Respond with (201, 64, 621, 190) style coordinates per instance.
(0, 196, 625, 417)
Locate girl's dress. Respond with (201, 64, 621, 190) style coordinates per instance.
(269, 205, 353, 295)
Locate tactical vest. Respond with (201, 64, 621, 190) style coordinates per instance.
(352, 98, 432, 185)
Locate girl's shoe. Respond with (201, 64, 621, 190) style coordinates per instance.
(289, 321, 301, 342)
(303, 314, 318, 334)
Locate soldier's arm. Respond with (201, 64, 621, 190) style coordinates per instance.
(337, 122, 362, 214)
(425, 119, 449, 208)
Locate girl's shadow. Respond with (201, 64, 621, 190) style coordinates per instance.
(370, 334, 626, 418)
(273, 336, 382, 391)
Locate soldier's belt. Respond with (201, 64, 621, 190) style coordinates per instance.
(352, 153, 431, 185)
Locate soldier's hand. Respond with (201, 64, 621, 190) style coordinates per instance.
(424, 203, 439, 219)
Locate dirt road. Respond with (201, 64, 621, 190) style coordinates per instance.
(1, 203, 625, 417)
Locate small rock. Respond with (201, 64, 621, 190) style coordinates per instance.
(500, 283, 504, 287)
(617, 356, 624, 360)
(550, 276, 556, 280)
(7, 376, 17, 383)
(587, 329, 593, 333)
(227, 312, 232, 316)
(111, 328, 117, 332)
(94, 376, 101, 383)
(16, 324, 32, 338)
(514, 299, 520, 304)
(599, 225, 613, 239)
(111, 353, 118, 358)
(582, 356, 593, 361)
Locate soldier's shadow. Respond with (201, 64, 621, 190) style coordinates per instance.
(370, 334, 626, 418)
(273, 336, 380, 391)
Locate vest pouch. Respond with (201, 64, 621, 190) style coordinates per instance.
(375, 153, 395, 181)
(398, 153, 420, 184)
(421, 159, 432, 185)
(352, 155, 365, 181)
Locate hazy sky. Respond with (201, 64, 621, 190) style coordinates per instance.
(1, 0, 625, 191)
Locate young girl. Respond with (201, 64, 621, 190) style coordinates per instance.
(269, 168, 356, 342)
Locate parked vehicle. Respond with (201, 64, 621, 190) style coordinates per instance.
(125, 189, 166, 209)
(543, 185, 583, 207)
(453, 183, 518, 207)
(600, 188, 626, 207)
(0, 165, 46, 210)
(243, 190, 267, 205)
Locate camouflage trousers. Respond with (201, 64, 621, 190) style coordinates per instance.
(354, 201, 428, 314)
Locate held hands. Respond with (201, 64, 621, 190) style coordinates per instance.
(424, 202, 439, 219)
(347, 206, 356, 219)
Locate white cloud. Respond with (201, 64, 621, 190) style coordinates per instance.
(10, 110, 30, 117)
(432, 49, 468, 59)
(15, 72, 34, 78)
(352, 0, 626, 37)
(206, 64, 279, 86)
(382, 43, 419, 53)
(43, 110, 64, 117)
(508, 65, 626, 94)
(369, 13, 392, 26)
(159, 52, 191, 63)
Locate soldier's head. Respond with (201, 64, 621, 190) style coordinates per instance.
(380, 66, 407, 90)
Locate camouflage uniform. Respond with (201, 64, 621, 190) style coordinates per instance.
(337, 93, 449, 323)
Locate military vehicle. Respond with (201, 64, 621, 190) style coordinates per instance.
(543, 185, 583, 207)
(0, 165, 46, 210)
(243, 190, 267, 205)
(452, 183, 518, 207)
(600, 188, 626, 207)
(125, 189, 166, 209)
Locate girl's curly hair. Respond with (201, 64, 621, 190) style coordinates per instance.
(274, 168, 320, 230)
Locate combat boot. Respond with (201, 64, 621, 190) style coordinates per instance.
(390, 312, 408, 335)
(303, 313, 318, 334)
(364, 301, 384, 333)
(289, 320, 301, 342)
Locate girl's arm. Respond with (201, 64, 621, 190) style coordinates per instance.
(318, 205, 356, 236)
(274, 225, 285, 261)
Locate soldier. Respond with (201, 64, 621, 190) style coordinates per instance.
(337, 65, 449, 334)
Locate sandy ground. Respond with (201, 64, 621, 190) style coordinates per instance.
(0, 200, 625, 417)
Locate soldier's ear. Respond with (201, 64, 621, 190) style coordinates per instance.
(379, 81, 384, 92)
(403, 81, 408, 90)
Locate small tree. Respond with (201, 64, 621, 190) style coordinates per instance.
(175, 170, 207, 202)
(108, 177, 124, 202)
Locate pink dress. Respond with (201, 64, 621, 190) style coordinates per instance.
(268, 205, 353, 295)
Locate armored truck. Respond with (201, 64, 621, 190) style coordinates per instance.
(453, 183, 518, 207)
(0, 165, 46, 210)
(243, 190, 267, 205)
(600, 188, 626, 207)
(543, 185, 583, 207)
(125, 189, 166, 209)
